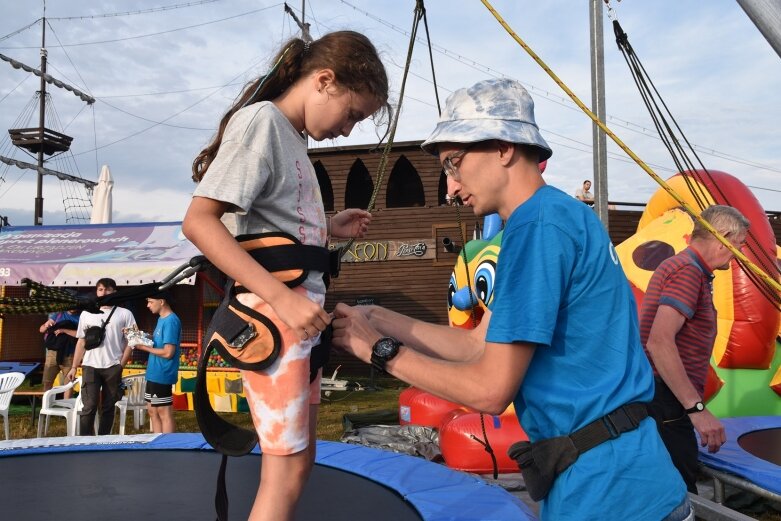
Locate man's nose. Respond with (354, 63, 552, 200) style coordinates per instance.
(446, 176, 461, 194)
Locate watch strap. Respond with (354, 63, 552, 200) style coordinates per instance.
(684, 401, 705, 414)
(370, 352, 386, 373)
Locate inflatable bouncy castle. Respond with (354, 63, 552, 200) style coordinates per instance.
(616, 171, 781, 417)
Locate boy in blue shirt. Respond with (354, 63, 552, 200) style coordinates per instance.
(332, 79, 691, 520)
(130, 290, 181, 433)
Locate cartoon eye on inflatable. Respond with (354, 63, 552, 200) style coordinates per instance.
(474, 260, 496, 306)
(632, 240, 676, 272)
(447, 273, 457, 310)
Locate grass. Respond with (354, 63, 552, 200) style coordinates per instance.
(4, 376, 405, 441)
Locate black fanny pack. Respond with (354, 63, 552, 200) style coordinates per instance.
(193, 232, 339, 521)
(83, 306, 117, 350)
(508, 402, 648, 501)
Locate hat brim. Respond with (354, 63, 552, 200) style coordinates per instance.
(421, 118, 552, 161)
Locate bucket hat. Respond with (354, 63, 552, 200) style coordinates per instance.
(421, 78, 552, 161)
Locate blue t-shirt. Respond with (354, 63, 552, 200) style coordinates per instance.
(486, 186, 685, 520)
(145, 313, 181, 385)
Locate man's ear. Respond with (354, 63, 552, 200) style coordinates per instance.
(496, 141, 515, 166)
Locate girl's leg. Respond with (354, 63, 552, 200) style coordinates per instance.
(247, 404, 319, 521)
(240, 289, 323, 521)
(249, 449, 312, 521)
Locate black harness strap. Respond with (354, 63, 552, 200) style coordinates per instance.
(194, 234, 336, 521)
(247, 243, 331, 276)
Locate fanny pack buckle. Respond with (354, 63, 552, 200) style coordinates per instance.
(603, 406, 639, 438)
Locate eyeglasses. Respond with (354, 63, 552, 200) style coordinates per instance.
(442, 143, 477, 181)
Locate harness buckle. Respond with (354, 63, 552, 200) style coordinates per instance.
(228, 323, 257, 350)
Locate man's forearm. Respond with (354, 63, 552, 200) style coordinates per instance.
(71, 340, 86, 369)
(120, 345, 131, 367)
(647, 338, 702, 408)
(369, 305, 482, 362)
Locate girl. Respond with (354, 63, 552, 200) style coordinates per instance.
(182, 31, 388, 521)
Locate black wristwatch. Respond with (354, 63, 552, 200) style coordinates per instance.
(370, 336, 401, 373)
(684, 401, 705, 414)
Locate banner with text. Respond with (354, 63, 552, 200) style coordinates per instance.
(0, 222, 201, 286)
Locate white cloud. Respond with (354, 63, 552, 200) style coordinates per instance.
(1, 0, 779, 227)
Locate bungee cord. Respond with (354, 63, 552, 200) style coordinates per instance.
(479, 0, 780, 296)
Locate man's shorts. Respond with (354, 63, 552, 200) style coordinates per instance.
(42, 349, 74, 387)
(239, 287, 324, 456)
(144, 381, 174, 407)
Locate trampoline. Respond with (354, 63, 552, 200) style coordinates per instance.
(698, 416, 781, 503)
(0, 433, 535, 520)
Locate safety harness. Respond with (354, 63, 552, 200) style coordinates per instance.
(193, 232, 339, 521)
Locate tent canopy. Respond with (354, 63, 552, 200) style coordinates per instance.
(0, 222, 201, 287)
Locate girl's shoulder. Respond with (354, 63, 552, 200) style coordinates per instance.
(226, 102, 291, 143)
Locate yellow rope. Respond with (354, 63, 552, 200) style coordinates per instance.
(480, 0, 780, 293)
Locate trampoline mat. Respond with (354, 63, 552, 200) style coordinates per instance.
(738, 428, 781, 467)
(0, 450, 422, 521)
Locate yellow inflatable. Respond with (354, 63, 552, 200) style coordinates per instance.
(616, 171, 781, 414)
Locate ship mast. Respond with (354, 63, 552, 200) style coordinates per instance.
(2, 2, 96, 225)
(34, 12, 48, 226)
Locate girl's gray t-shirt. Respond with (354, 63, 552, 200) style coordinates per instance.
(193, 101, 327, 294)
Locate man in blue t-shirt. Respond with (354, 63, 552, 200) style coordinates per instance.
(332, 79, 690, 521)
(130, 290, 181, 433)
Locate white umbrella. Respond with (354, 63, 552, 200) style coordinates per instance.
(90, 164, 114, 224)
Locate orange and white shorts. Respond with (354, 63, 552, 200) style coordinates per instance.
(238, 286, 324, 456)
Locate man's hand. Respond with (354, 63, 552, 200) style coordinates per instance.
(331, 303, 382, 364)
(66, 367, 77, 382)
(690, 409, 726, 453)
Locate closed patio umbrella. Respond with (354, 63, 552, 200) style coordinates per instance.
(90, 165, 113, 224)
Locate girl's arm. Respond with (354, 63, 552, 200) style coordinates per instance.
(182, 196, 331, 337)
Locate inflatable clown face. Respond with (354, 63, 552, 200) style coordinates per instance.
(615, 170, 781, 415)
(448, 214, 503, 329)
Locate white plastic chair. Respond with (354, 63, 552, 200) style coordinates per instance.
(0, 372, 26, 440)
(116, 373, 147, 435)
(37, 377, 80, 437)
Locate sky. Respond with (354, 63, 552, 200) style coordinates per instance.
(0, 0, 779, 227)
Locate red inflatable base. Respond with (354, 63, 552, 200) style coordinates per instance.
(439, 409, 528, 474)
(398, 387, 465, 427)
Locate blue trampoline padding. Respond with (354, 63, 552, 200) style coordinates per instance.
(698, 416, 781, 495)
(0, 434, 536, 521)
(315, 440, 535, 521)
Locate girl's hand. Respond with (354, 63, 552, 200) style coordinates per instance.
(272, 288, 332, 341)
(330, 209, 372, 238)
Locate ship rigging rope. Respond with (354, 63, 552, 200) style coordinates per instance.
(339, 0, 425, 256)
(479, 0, 781, 296)
(611, 18, 780, 310)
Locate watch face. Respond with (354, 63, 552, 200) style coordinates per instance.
(375, 338, 397, 357)
(695, 402, 704, 411)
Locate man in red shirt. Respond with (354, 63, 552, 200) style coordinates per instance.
(641, 204, 749, 493)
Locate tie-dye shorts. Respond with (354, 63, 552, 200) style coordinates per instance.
(238, 286, 324, 456)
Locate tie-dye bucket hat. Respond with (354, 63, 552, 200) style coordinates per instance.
(421, 78, 552, 161)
